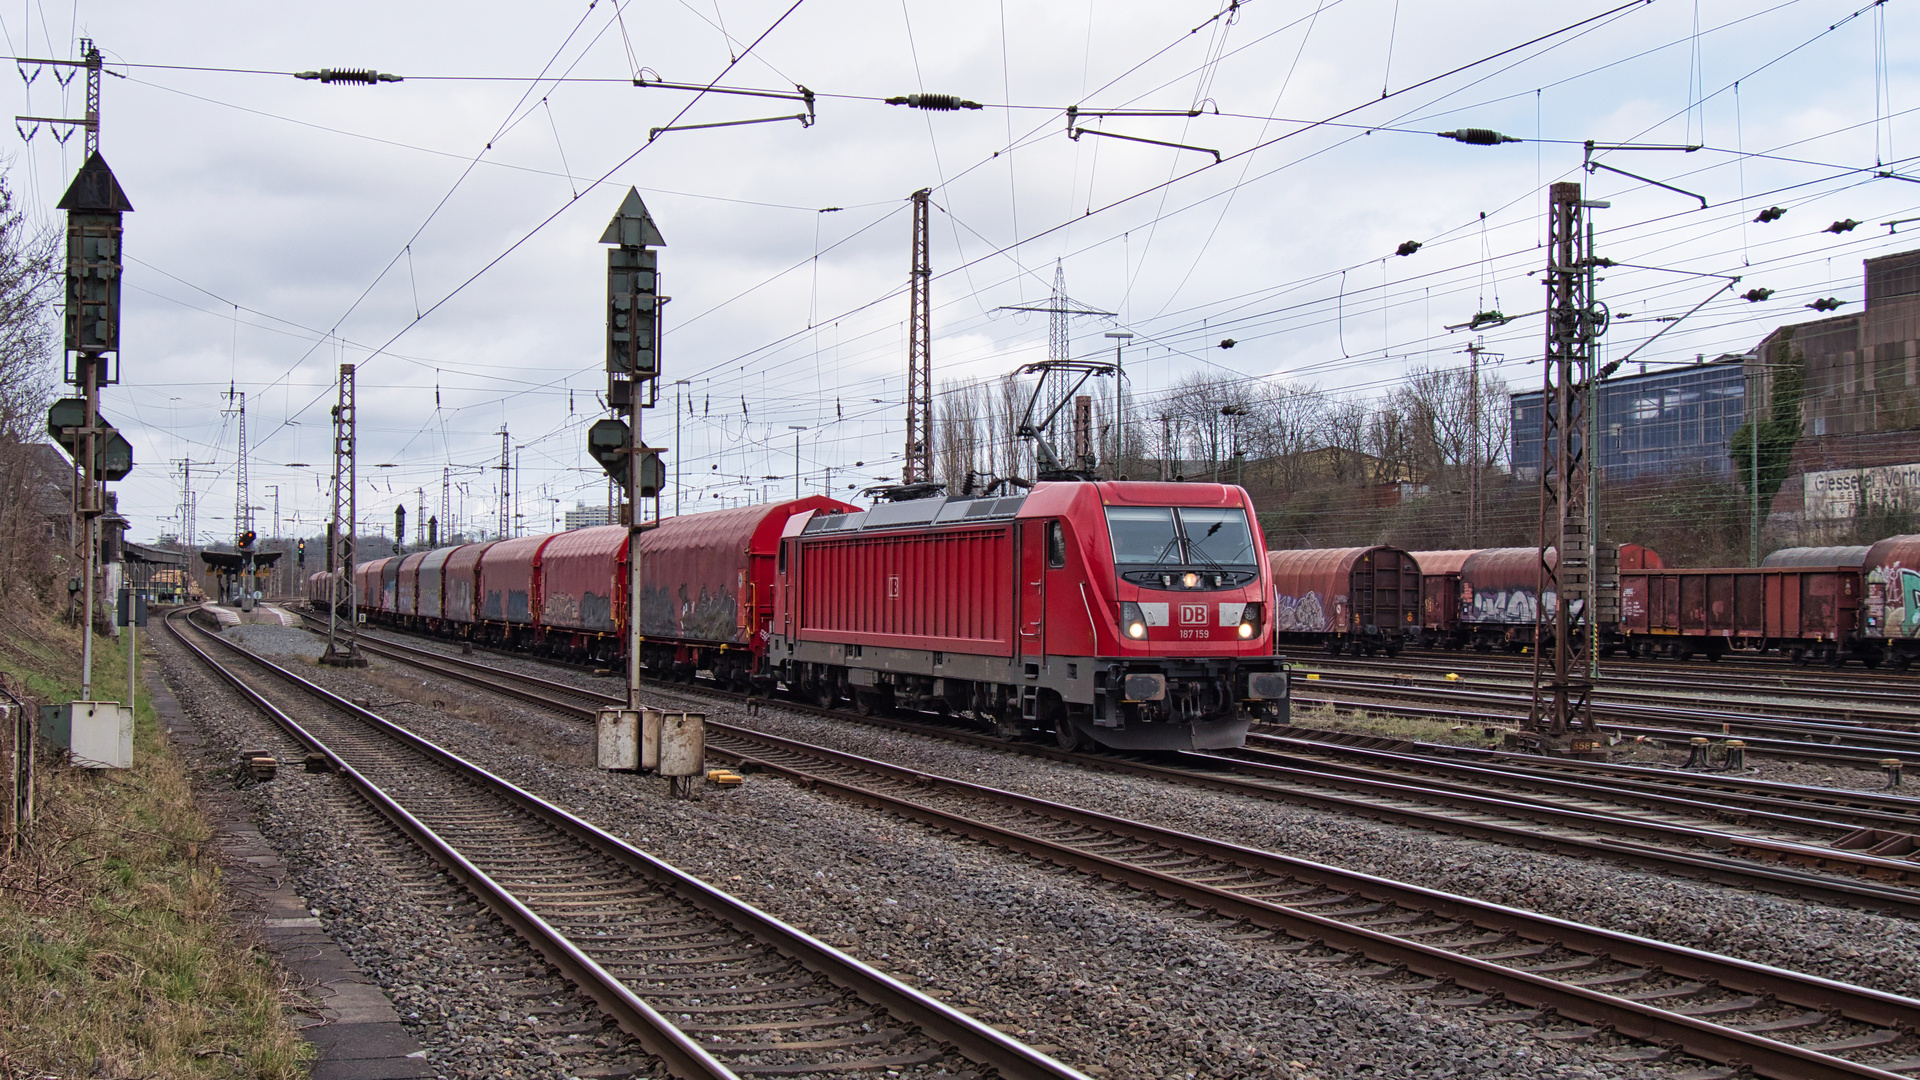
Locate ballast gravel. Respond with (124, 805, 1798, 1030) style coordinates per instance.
(158, 625, 663, 1080)
(161, 618, 1906, 1079)
(376, 628, 1920, 1004)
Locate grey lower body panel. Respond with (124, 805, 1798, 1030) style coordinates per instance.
(773, 636, 1286, 751)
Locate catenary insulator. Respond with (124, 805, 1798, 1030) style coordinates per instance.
(885, 93, 983, 111)
(1438, 128, 1518, 145)
(295, 68, 404, 84)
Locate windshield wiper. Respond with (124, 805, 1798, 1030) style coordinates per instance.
(1150, 535, 1184, 567)
(1185, 522, 1227, 570)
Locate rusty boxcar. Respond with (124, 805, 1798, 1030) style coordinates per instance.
(416, 544, 460, 626)
(442, 541, 498, 629)
(1407, 549, 1475, 649)
(1266, 546, 1420, 654)
(394, 550, 428, 622)
(640, 496, 856, 687)
(474, 535, 552, 640)
(1863, 535, 1920, 667)
(538, 525, 627, 664)
(1618, 566, 1862, 662)
(1763, 546, 1871, 568)
(352, 557, 390, 617)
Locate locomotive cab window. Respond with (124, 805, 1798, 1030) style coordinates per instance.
(778, 541, 787, 574)
(1105, 505, 1259, 571)
(1046, 521, 1066, 568)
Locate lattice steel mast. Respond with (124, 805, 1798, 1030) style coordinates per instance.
(1528, 182, 1601, 751)
(903, 189, 933, 484)
(321, 363, 364, 666)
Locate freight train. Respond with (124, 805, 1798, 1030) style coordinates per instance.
(310, 482, 1291, 750)
(1261, 536, 1920, 667)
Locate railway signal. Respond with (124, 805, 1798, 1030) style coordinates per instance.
(586, 417, 665, 498)
(599, 189, 667, 717)
(45, 397, 132, 481)
(55, 148, 132, 701)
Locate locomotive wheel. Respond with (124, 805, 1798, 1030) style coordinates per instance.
(853, 689, 887, 716)
(995, 709, 1026, 741)
(815, 680, 837, 708)
(1048, 703, 1089, 752)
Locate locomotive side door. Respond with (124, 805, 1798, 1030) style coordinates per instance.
(1019, 520, 1047, 664)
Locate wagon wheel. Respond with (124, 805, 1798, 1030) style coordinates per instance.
(1047, 701, 1090, 752)
(1893, 653, 1914, 671)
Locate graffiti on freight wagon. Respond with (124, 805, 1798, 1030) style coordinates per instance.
(641, 581, 741, 642)
(1866, 565, 1920, 638)
(1273, 591, 1331, 632)
(1468, 587, 1558, 625)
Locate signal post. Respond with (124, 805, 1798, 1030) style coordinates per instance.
(52, 153, 133, 699)
(592, 190, 668, 716)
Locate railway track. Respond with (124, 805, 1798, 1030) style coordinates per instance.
(1287, 672, 1920, 767)
(1248, 727, 1920, 837)
(326, 620, 1920, 916)
(169, 608, 1089, 1080)
(277, 615, 1920, 1077)
(1302, 655, 1920, 724)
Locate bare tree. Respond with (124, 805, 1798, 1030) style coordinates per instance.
(0, 170, 64, 604)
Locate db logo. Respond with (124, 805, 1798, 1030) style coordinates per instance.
(1179, 604, 1207, 625)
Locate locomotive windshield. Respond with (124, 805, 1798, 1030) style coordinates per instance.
(1105, 506, 1258, 569)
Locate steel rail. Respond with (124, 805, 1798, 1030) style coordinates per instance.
(1304, 675, 1920, 740)
(694, 728, 1920, 1080)
(165, 609, 738, 1080)
(1190, 749, 1920, 897)
(311, 620, 1920, 1075)
(1291, 682, 1920, 765)
(178, 609, 1092, 1080)
(1241, 731, 1920, 835)
(1308, 654, 1920, 708)
(1359, 647, 1920, 685)
(328, 624, 1920, 914)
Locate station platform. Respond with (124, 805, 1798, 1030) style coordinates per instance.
(200, 602, 299, 627)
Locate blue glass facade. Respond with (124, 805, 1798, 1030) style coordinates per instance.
(1510, 355, 1748, 482)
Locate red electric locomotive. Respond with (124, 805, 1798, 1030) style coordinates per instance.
(770, 481, 1290, 752)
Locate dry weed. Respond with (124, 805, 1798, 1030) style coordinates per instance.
(2, 625, 310, 1080)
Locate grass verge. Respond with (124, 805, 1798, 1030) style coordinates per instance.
(1, 608, 310, 1080)
(1283, 699, 1508, 749)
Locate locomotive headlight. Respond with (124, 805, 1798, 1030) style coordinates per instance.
(1182, 572, 1200, 589)
(1121, 601, 1148, 640)
(1237, 601, 1264, 640)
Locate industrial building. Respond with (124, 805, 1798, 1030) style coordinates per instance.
(1756, 248, 1920, 527)
(1509, 353, 1749, 482)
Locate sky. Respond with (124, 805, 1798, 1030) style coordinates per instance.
(9, 0, 1920, 543)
